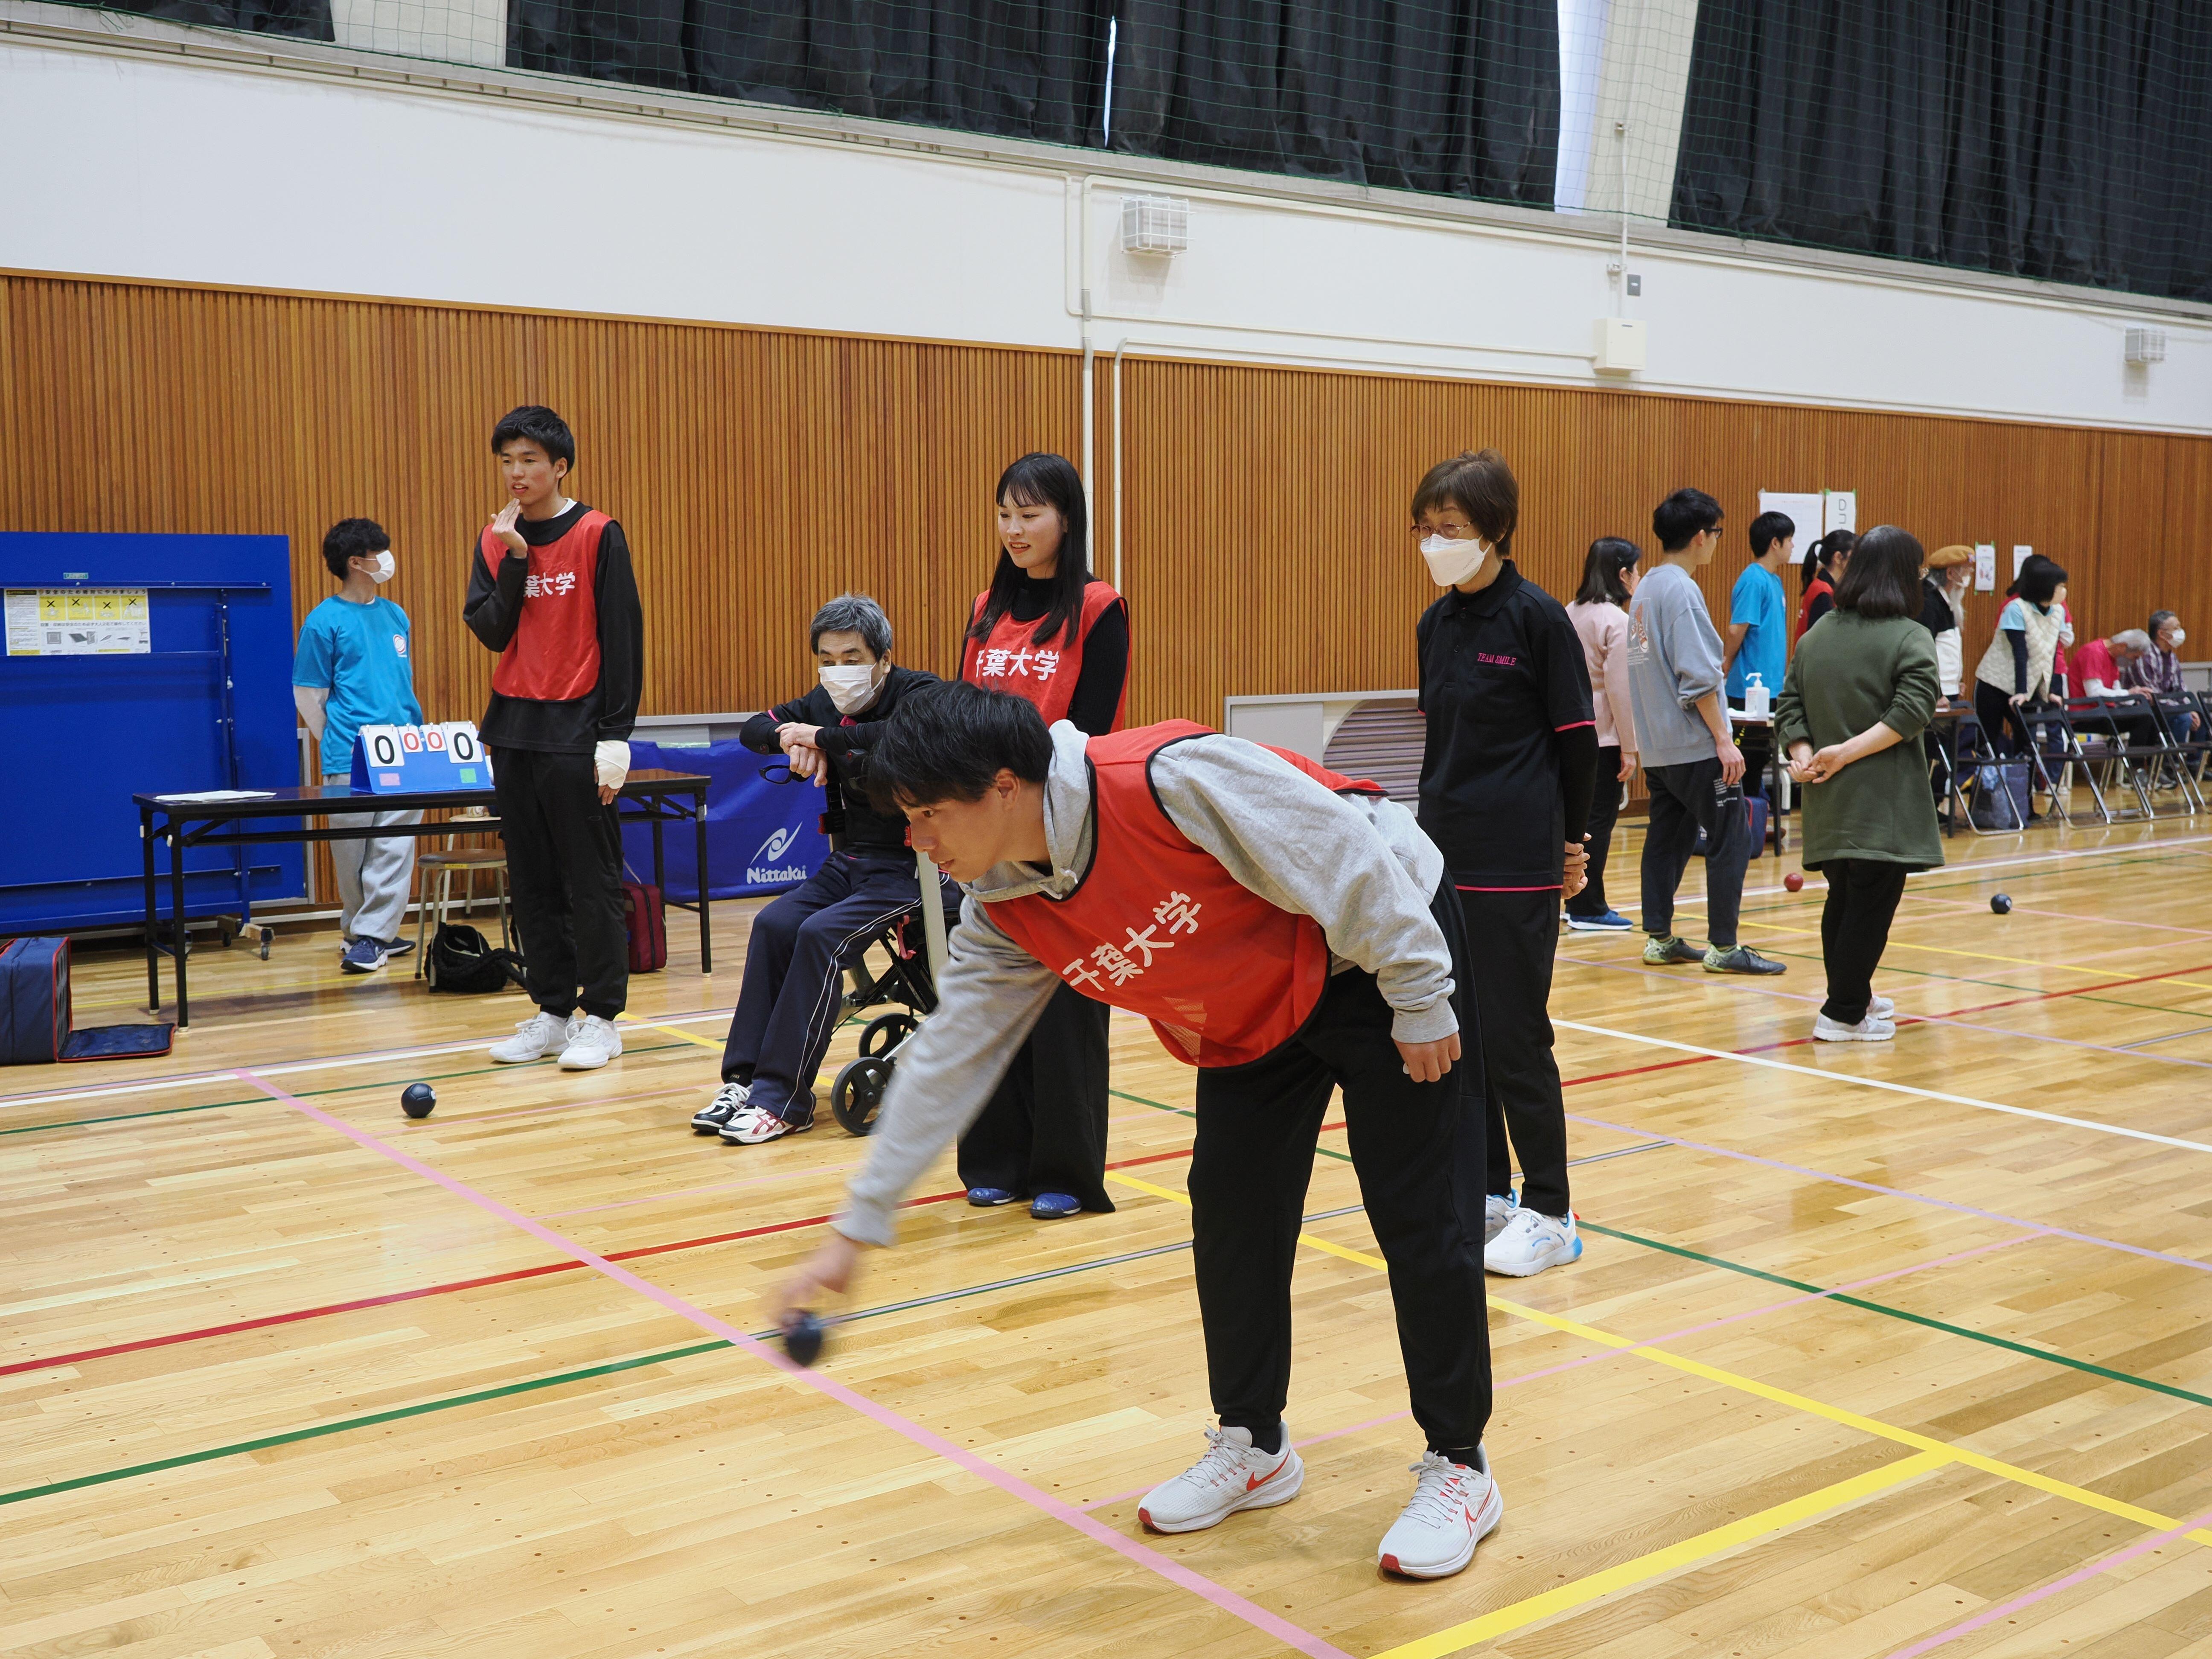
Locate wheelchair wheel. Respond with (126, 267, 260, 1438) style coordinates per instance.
(830, 1053, 894, 1136)
(857, 1011, 918, 1059)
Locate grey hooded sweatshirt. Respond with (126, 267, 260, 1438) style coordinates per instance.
(836, 722, 1458, 1247)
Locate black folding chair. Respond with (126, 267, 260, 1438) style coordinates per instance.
(2148, 691, 2211, 812)
(2062, 696, 2171, 820)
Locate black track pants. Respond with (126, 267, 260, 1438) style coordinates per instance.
(1456, 884, 1572, 1219)
(492, 746, 628, 1021)
(957, 984, 1116, 1212)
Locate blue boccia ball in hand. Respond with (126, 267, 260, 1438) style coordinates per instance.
(783, 1311, 826, 1368)
(401, 1083, 437, 1119)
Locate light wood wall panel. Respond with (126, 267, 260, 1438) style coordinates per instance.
(6, 272, 2207, 788)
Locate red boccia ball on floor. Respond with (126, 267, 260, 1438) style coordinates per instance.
(1784, 872, 1804, 892)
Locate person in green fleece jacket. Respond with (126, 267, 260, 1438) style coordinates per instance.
(1776, 525, 1944, 1044)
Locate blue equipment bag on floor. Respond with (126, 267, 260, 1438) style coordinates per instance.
(1970, 761, 2032, 830)
(0, 936, 175, 1064)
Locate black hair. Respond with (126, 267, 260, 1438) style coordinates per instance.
(1410, 450, 1519, 554)
(1747, 511, 1796, 558)
(2150, 608, 2180, 642)
(1803, 529, 1854, 591)
(1651, 487, 1723, 552)
(866, 680, 1054, 812)
(1834, 525, 1922, 621)
(970, 453, 1093, 649)
(321, 517, 390, 580)
(1574, 537, 1642, 607)
(490, 405, 576, 470)
(2016, 556, 2066, 605)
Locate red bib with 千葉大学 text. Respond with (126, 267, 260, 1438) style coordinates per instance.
(961, 580, 1127, 729)
(482, 512, 608, 702)
(989, 721, 1378, 1068)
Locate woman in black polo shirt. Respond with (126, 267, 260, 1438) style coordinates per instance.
(1412, 450, 1600, 1279)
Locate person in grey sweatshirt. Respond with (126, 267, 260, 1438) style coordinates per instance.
(1626, 488, 1786, 975)
(774, 681, 1502, 1581)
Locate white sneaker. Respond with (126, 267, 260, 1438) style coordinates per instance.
(488, 1010, 578, 1064)
(1484, 1191, 1517, 1243)
(692, 1081, 749, 1134)
(556, 1014, 623, 1070)
(1813, 1012, 1896, 1043)
(1138, 1425, 1304, 1534)
(1377, 1448, 1503, 1579)
(1870, 995, 1895, 1019)
(1484, 1208, 1582, 1277)
(720, 1101, 811, 1146)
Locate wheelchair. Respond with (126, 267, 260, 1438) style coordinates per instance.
(827, 875, 957, 1135)
(762, 759, 956, 1137)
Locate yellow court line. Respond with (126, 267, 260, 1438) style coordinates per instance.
(1365, 1450, 1953, 1659)
(1106, 1170, 2212, 1556)
(615, 1013, 722, 1052)
(1736, 918, 2212, 991)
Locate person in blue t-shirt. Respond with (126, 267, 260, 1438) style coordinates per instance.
(293, 519, 427, 975)
(1723, 510, 1794, 802)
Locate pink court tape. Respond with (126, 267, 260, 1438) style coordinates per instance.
(235, 1068, 1355, 1659)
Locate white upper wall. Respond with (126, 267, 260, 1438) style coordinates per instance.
(4, 2, 2209, 434)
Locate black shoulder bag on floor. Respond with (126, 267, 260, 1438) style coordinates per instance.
(426, 923, 529, 994)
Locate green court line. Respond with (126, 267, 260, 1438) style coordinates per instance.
(0, 1042, 696, 1139)
(1578, 1220, 2212, 1412)
(1705, 944, 2212, 1019)
(0, 1338, 732, 1508)
(1109, 1086, 1356, 1164)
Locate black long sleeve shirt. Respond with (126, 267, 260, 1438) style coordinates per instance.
(461, 503, 643, 753)
(740, 665, 940, 854)
(998, 573, 1129, 736)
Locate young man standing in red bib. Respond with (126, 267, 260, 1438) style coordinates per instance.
(954, 453, 1127, 1222)
(463, 405, 644, 1071)
(776, 681, 1500, 1580)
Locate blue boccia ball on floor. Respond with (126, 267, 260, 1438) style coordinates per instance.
(783, 1311, 826, 1368)
(1991, 893, 2013, 915)
(401, 1083, 437, 1119)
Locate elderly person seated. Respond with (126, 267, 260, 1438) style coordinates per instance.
(2124, 611, 2201, 757)
(2069, 628, 2165, 755)
(693, 593, 957, 1147)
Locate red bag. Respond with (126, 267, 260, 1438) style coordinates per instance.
(622, 878, 667, 973)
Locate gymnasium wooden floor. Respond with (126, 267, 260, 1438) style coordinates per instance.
(9, 816, 2212, 1659)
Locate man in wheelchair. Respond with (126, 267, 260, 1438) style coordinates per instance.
(695, 594, 958, 1146)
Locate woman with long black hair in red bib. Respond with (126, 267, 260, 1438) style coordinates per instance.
(953, 452, 1127, 1220)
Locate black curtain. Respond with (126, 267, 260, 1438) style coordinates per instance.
(509, 0, 687, 88)
(1672, 0, 2212, 302)
(687, 0, 1107, 144)
(1108, 0, 1558, 202)
(99, 0, 330, 37)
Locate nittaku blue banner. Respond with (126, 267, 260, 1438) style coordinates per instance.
(618, 739, 830, 902)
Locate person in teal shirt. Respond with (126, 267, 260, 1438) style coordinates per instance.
(1724, 510, 1794, 797)
(293, 518, 425, 974)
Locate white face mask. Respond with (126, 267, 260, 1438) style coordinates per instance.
(1420, 532, 1491, 589)
(363, 551, 395, 585)
(2171, 628, 2187, 647)
(820, 663, 882, 714)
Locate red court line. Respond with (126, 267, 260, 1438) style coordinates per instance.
(0, 1132, 1288, 1382)
(1939, 960, 2212, 1019)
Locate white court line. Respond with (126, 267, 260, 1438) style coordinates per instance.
(0, 1007, 737, 1113)
(1555, 1018, 2212, 1157)
(1634, 830, 2212, 910)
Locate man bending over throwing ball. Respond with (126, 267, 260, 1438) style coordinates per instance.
(775, 681, 1499, 1578)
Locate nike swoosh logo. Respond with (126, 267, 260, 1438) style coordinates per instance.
(1247, 1463, 1284, 1493)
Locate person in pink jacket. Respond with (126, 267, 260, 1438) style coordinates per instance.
(1564, 538, 1642, 930)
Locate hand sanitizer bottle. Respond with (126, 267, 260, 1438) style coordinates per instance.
(1745, 672, 1770, 721)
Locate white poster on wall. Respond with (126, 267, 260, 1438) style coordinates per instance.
(1974, 544, 1997, 592)
(2013, 544, 2034, 578)
(1823, 490, 1857, 537)
(1758, 492, 1825, 562)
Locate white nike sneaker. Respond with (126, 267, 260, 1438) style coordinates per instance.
(1813, 1012, 1896, 1043)
(1870, 994, 1895, 1019)
(1377, 1448, 1503, 1579)
(1484, 1190, 1517, 1243)
(1484, 1208, 1583, 1277)
(488, 1010, 578, 1064)
(556, 1014, 623, 1070)
(1138, 1425, 1303, 1534)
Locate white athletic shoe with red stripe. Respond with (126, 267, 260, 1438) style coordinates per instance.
(1137, 1425, 1304, 1534)
(1377, 1448, 1503, 1578)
